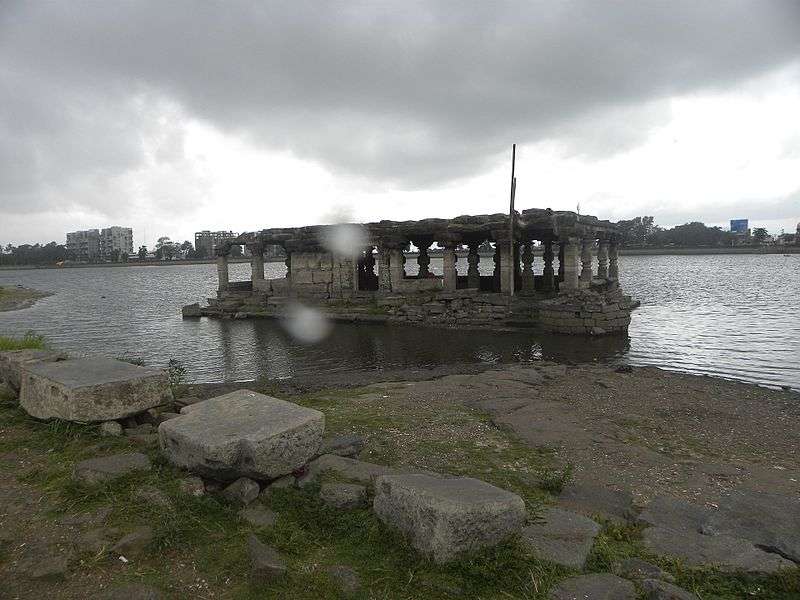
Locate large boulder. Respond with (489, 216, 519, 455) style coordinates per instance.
(158, 390, 324, 481)
(19, 358, 171, 422)
(0, 349, 67, 393)
(373, 474, 526, 563)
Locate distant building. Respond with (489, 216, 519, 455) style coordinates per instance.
(195, 230, 238, 258)
(100, 226, 133, 261)
(66, 229, 100, 261)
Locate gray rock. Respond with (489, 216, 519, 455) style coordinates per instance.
(614, 557, 675, 583)
(19, 357, 172, 422)
(223, 477, 260, 505)
(637, 496, 713, 533)
(706, 491, 800, 563)
(247, 534, 287, 583)
(642, 527, 793, 573)
(240, 505, 278, 528)
(259, 474, 295, 501)
(73, 453, 151, 485)
(319, 434, 366, 458)
(111, 526, 154, 557)
(520, 507, 600, 569)
(132, 485, 172, 509)
(559, 482, 635, 524)
(373, 474, 526, 563)
(99, 421, 123, 437)
(178, 476, 206, 497)
(320, 483, 368, 509)
(159, 390, 324, 480)
(642, 579, 699, 600)
(0, 349, 67, 393)
(325, 565, 361, 595)
(101, 584, 163, 600)
(549, 574, 636, 600)
(297, 454, 401, 487)
(16, 542, 73, 581)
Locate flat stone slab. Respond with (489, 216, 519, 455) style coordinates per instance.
(298, 454, 403, 487)
(0, 349, 67, 393)
(549, 574, 635, 600)
(19, 358, 171, 422)
(159, 389, 324, 480)
(637, 495, 714, 533)
(73, 453, 151, 485)
(642, 527, 793, 573)
(373, 474, 526, 563)
(521, 507, 601, 569)
(558, 482, 635, 525)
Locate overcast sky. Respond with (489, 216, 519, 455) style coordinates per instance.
(1, 1, 799, 249)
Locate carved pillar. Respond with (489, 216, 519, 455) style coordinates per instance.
(492, 244, 501, 291)
(377, 245, 391, 291)
(499, 241, 513, 293)
(558, 241, 565, 282)
(388, 247, 405, 291)
(416, 241, 431, 277)
(580, 238, 593, 285)
(561, 237, 580, 291)
(521, 242, 534, 292)
(249, 244, 264, 281)
(597, 239, 609, 279)
(467, 242, 480, 288)
(442, 243, 458, 290)
(216, 253, 229, 292)
(542, 239, 555, 291)
(608, 238, 619, 281)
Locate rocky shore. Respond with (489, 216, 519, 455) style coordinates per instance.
(0, 285, 52, 311)
(0, 352, 797, 599)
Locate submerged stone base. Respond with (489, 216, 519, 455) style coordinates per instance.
(539, 287, 638, 335)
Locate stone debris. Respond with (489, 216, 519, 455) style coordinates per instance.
(16, 542, 73, 581)
(0, 349, 67, 393)
(613, 557, 675, 583)
(319, 483, 368, 509)
(223, 477, 260, 505)
(642, 578, 700, 600)
(558, 482, 635, 525)
(325, 565, 361, 595)
(642, 527, 793, 573)
(99, 421, 123, 437)
(373, 473, 526, 563)
(111, 526, 154, 558)
(178, 476, 206, 497)
(159, 389, 324, 480)
(240, 505, 278, 528)
(73, 453, 151, 485)
(101, 584, 163, 600)
(258, 474, 295, 501)
(247, 533, 287, 583)
(19, 358, 172, 422)
(520, 507, 601, 569)
(549, 573, 636, 600)
(319, 434, 366, 458)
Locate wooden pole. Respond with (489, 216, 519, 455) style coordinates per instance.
(509, 144, 516, 297)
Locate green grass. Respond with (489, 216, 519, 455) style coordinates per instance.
(0, 331, 48, 351)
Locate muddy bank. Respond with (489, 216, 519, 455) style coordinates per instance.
(0, 286, 52, 311)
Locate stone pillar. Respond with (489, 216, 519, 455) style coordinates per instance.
(216, 253, 229, 292)
(443, 243, 458, 290)
(492, 244, 501, 291)
(608, 238, 619, 281)
(499, 242, 513, 293)
(388, 247, 405, 290)
(249, 245, 264, 282)
(467, 242, 481, 288)
(542, 239, 555, 291)
(597, 239, 609, 279)
(561, 238, 580, 291)
(377, 245, 391, 291)
(416, 242, 431, 277)
(580, 238, 593, 286)
(558, 242, 565, 282)
(521, 242, 534, 292)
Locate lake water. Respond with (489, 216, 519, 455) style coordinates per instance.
(0, 254, 797, 390)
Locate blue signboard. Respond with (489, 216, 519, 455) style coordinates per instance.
(730, 219, 749, 233)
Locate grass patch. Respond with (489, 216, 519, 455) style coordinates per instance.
(0, 331, 48, 351)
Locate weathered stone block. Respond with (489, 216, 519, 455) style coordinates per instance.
(373, 474, 526, 563)
(0, 349, 67, 393)
(521, 507, 600, 569)
(159, 390, 324, 480)
(19, 358, 171, 422)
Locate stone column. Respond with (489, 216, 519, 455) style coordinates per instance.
(284, 252, 291, 279)
(492, 244, 501, 291)
(443, 243, 458, 290)
(608, 238, 619, 281)
(416, 242, 431, 277)
(249, 244, 264, 282)
(499, 242, 513, 293)
(377, 245, 392, 291)
(580, 238, 594, 286)
(467, 242, 481, 288)
(388, 247, 405, 291)
(521, 242, 534, 292)
(561, 238, 580, 291)
(542, 239, 555, 291)
(558, 241, 565, 282)
(597, 239, 609, 279)
(216, 253, 229, 292)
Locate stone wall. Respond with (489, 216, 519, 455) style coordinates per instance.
(378, 290, 511, 327)
(538, 288, 634, 335)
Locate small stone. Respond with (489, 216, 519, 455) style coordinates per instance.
(320, 483, 368, 509)
(520, 508, 600, 569)
(319, 434, 366, 458)
(614, 557, 675, 583)
(16, 543, 73, 581)
(258, 475, 295, 501)
(178, 476, 206, 497)
(248, 534, 287, 583)
(101, 584, 163, 600)
(132, 485, 172, 509)
(73, 453, 151, 485)
(297, 454, 401, 488)
(240, 505, 278, 528)
(99, 421, 123, 437)
(549, 573, 636, 600)
(223, 477, 260, 505)
(325, 565, 361, 595)
(642, 579, 700, 600)
(111, 526, 154, 557)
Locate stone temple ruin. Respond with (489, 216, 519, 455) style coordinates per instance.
(192, 208, 637, 335)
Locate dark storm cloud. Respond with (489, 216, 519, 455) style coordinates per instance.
(1, 0, 799, 214)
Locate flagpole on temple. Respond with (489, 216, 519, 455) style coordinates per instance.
(508, 144, 517, 297)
